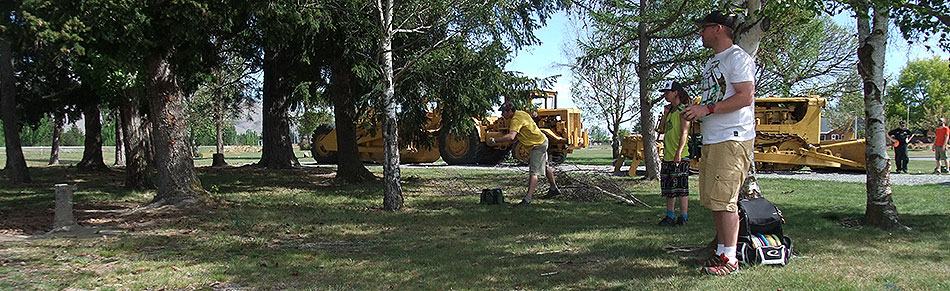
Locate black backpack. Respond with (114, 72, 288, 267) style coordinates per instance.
(736, 197, 793, 266)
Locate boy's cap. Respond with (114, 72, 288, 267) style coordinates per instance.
(695, 10, 737, 30)
(899, 120, 906, 126)
(940, 117, 946, 123)
(659, 81, 684, 93)
(498, 102, 515, 112)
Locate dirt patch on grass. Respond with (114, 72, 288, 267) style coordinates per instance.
(0, 201, 204, 238)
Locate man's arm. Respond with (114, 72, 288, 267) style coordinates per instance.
(490, 131, 518, 145)
(683, 81, 755, 121)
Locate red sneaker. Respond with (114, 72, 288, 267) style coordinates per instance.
(700, 254, 739, 276)
(697, 253, 726, 267)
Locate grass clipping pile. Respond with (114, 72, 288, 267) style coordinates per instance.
(553, 168, 649, 207)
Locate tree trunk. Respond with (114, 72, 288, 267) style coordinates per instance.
(144, 49, 206, 205)
(49, 111, 65, 166)
(0, 35, 30, 184)
(257, 46, 300, 169)
(637, 0, 660, 180)
(76, 100, 109, 171)
(855, 2, 905, 230)
(610, 130, 621, 160)
(113, 110, 126, 166)
(729, 0, 766, 57)
(378, 0, 403, 211)
(215, 97, 224, 155)
(212, 95, 228, 167)
(119, 89, 154, 189)
(330, 59, 376, 183)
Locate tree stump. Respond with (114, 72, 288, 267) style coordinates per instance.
(53, 184, 79, 231)
(211, 153, 228, 168)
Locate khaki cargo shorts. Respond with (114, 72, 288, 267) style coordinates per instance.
(528, 138, 550, 176)
(699, 139, 754, 212)
(936, 146, 947, 160)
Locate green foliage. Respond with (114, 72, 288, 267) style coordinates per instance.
(18, 116, 53, 146)
(587, 125, 610, 143)
(756, 16, 858, 97)
(619, 128, 631, 137)
(61, 123, 84, 146)
(189, 116, 238, 146)
(826, 91, 866, 137)
(885, 57, 950, 131)
(3, 115, 83, 146)
(892, 0, 950, 50)
(295, 109, 333, 138)
(235, 129, 260, 146)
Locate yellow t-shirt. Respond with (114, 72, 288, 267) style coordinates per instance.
(509, 110, 546, 147)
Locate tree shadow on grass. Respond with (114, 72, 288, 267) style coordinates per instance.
(4, 168, 948, 289)
(0, 167, 148, 235)
(39, 197, 702, 289)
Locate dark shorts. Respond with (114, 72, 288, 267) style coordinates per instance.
(661, 160, 691, 198)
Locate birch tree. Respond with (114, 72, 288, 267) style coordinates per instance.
(370, 0, 559, 210)
(853, 0, 904, 229)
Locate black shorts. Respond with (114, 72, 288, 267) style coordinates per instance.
(661, 160, 690, 198)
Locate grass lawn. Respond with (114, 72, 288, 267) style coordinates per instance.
(566, 144, 617, 166)
(1, 153, 948, 289)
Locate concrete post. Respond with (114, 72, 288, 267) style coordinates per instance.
(53, 184, 79, 230)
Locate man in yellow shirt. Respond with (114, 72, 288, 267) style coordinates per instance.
(490, 102, 560, 206)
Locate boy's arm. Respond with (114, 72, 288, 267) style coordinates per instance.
(675, 116, 690, 162)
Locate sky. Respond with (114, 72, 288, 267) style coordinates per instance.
(505, 11, 950, 116)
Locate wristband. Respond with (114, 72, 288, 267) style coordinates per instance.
(706, 103, 716, 114)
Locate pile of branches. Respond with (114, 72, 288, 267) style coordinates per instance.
(552, 167, 649, 207)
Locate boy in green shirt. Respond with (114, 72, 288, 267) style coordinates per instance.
(655, 81, 692, 226)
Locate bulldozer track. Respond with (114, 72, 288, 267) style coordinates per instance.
(755, 132, 810, 171)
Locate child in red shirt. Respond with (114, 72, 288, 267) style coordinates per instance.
(934, 118, 949, 174)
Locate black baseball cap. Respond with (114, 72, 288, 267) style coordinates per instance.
(899, 120, 906, 126)
(695, 10, 737, 30)
(498, 102, 515, 112)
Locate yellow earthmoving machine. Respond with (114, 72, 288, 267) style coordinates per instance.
(753, 96, 866, 171)
(614, 96, 866, 175)
(310, 91, 589, 165)
(613, 135, 665, 177)
(309, 110, 444, 164)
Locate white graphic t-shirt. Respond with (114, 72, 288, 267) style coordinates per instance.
(698, 44, 756, 144)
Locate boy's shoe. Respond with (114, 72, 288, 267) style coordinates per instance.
(934, 168, 941, 174)
(513, 199, 531, 207)
(540, 187, 561, 199)
(700, 254, 739, 276)
(658, 216, 676, 226)
(942, 167, 949, 173)
(675, 216, 687, 226)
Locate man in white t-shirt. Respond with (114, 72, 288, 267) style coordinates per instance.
(682, 10, 756, 276)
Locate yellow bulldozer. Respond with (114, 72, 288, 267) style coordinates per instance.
(614, 96, 866, 175)
(310, 91, 589, 165)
